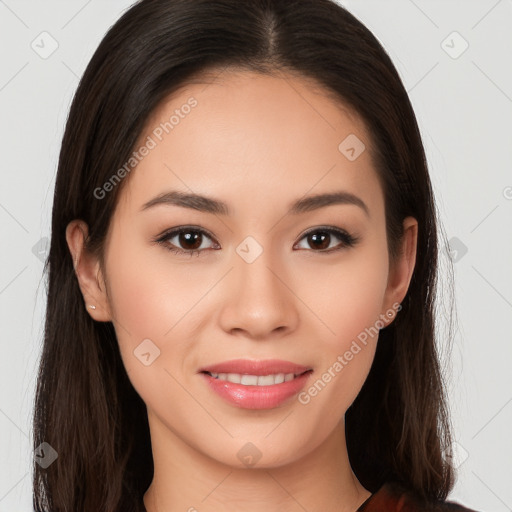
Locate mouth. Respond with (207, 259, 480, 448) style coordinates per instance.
(199, 368, 314, 409)
(201, 369, 313, 386)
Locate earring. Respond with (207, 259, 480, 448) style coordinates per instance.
(88, 304, 96, 310)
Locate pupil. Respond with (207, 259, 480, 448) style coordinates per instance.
(310, 232, 329, 250)
(180, 231, 202, 250)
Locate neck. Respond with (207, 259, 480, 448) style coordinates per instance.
(143, 410, 371, 512)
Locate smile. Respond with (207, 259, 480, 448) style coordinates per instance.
(200, 370, 313, 409)
(203, 371, 308, 386)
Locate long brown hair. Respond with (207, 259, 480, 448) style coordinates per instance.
(33, 0, 456, 510)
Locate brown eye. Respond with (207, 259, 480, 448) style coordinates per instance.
(295, 227, 358, 253)
(156, 227, 218, 256)
(177, 231, 203, 250)
(307, 231, 331, 250)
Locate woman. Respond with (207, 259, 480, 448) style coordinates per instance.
(33, 0, 480, 510)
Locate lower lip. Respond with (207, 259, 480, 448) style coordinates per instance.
(200, 371, 313, 410)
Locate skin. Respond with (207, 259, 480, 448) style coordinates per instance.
(66, 69, 418, 512)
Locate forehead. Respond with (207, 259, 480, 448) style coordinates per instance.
(114, 69, 383, 220)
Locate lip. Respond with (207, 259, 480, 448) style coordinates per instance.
(198, 359, 313, 410)
(200, 371, 313, 410)
(198, 358, 311, 376)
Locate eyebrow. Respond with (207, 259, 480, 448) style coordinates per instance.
(141, 190, 369, 217)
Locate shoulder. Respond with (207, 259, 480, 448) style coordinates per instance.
(358, 481, 481, 512)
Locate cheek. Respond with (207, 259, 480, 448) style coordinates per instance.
(103, 236, 218, 389)
(294, 241, 388, 411)
(105, 233, 210, 339)
(299, 240, 389, 346)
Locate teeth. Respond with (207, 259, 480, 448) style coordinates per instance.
(208, 372, 299, 385)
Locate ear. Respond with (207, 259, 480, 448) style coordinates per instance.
(381, 216, 418, 321)
(65, 219, 112, 322)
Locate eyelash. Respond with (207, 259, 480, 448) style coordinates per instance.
(154, 225, 359, 257)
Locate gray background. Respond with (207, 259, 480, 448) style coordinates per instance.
(0, 0, 511, 510)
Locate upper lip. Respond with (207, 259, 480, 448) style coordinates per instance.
(199, 359, 312, 376)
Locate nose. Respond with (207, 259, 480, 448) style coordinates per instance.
(217, 246, 299, 340)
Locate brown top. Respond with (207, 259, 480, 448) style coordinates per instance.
(136, 481, 480, 511)
(357, 482, 480, 512)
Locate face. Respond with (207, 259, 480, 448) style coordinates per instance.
(72, 69, 416, 469)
